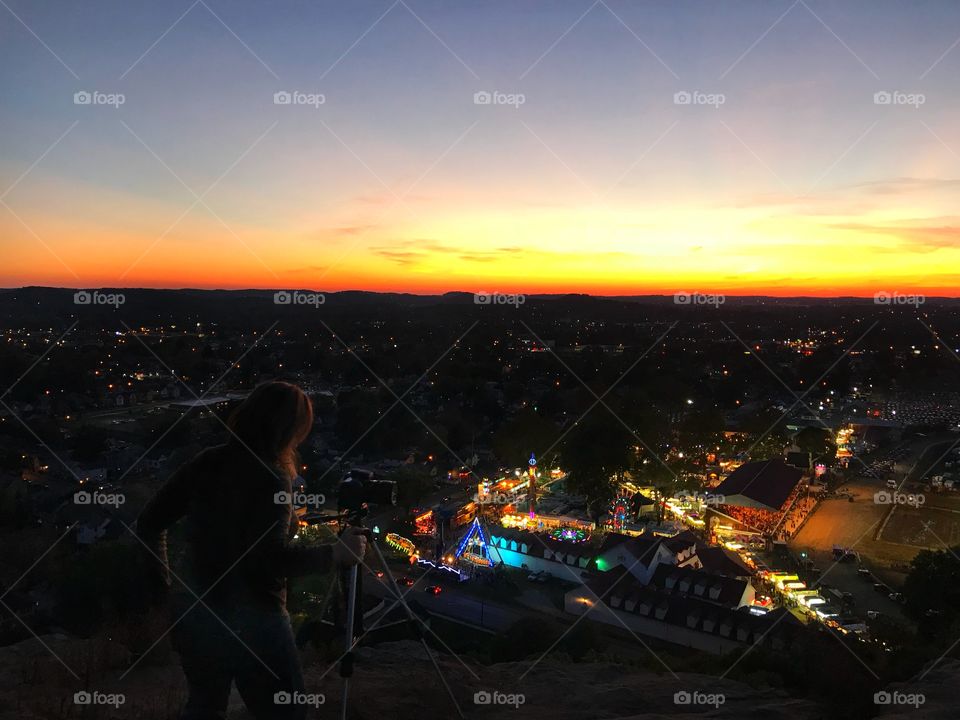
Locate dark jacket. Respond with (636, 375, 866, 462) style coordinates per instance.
(136, 443, 332, 613)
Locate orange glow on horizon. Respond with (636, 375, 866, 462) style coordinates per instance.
(3, 189, 958, 297)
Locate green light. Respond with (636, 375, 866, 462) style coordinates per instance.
(596, 557, 608, 572)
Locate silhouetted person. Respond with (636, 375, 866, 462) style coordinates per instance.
(137, 381, 365, 720)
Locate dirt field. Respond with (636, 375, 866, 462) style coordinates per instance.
(790, 483, 916, 585)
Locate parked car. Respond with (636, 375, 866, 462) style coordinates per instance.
(873, 582, 889, 594)
(397, 576, 415, 587)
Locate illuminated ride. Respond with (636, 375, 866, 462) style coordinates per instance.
(549, 527, 590, 543)
(608, 495, 632, 530)
(454, 517, 498, 568)
(385, 533, 418, 561)
(527, 452, 538, 516)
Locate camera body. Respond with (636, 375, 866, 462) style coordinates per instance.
(337, 469, 397, 521)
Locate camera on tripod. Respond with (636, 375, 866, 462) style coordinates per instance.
(337, 469, 397, 522)
(329, 467, 464, 718)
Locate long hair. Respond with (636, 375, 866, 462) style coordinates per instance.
(226, 381, 313, 478)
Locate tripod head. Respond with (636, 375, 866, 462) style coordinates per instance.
(336, 469, 397, 528)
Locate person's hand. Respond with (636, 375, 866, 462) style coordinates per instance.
(334, 527, 367, 566)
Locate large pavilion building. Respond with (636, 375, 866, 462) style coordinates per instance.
(705, 459, 806, 540)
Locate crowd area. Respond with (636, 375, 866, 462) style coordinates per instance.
(715, 492, 819, 543)
(774, 495, 819, 541)
(720, 505, 780, 535)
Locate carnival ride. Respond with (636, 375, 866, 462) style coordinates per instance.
(608, 495, 632, 530)
(454, 517, 500, 568)
(385, 532, 418, 560)
(549, 527, 590, 543)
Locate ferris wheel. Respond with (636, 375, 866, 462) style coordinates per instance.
(609, 495, 632, 530)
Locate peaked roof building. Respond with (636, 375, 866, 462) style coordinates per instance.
(714, 459, 804, 511)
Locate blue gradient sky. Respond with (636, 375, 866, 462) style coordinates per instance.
(2, 0, 959, 294)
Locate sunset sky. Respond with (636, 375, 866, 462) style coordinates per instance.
(2, 0, 959, 296)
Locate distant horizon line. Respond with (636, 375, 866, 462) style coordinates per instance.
(3, 286, 958, 301)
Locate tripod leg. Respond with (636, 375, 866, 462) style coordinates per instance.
(339, 564, 358, 720)
(369, 540, 465, 719)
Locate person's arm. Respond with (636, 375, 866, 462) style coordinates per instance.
(136, 457, 196, 592)
(241, 471, 366, 579)
(243, 472, 336, 577)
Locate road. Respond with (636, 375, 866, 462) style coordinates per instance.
(363, 564, 525, 633)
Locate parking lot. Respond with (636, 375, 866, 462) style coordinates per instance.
(814, 555, 909, 622)
(906, 439, 960, 484)
(880, 502, 960, 549)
